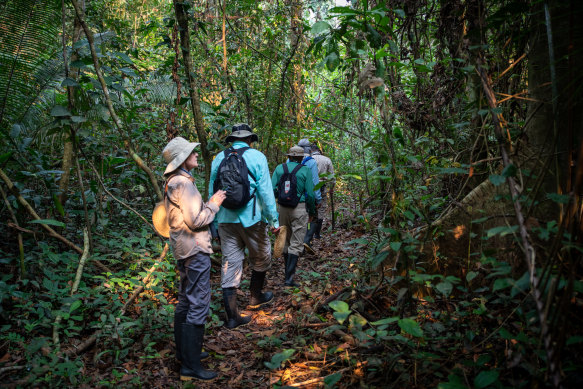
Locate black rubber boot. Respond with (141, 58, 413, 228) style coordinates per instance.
(283, 253, 289, 276)
(303, 221, 318, 247)
(284, 254, 299, 287)
(248, 270, 274, 309)
(314, 219, 324, 239)
(223, 288, 251, 329)
(175, 312, 208, 362)
(174, 311, 187, 362)
(179, 323, 217, 381)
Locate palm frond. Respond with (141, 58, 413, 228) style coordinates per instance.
(0, 0, 62, 132)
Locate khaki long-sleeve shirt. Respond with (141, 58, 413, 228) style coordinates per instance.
(165, 169, 219, 260)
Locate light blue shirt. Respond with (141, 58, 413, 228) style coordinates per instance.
(287, 155, 322, 203)
(209, 141, 279, 228)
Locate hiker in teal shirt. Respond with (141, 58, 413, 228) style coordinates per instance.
(272, 146, 317, 287)
(209, 124, 279, 330)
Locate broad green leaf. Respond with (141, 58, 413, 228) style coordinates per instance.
(474, 370, 499, 388)
(311, 21, 331, 35)
(324, 372, 342, 388)
(547, 193, 570, 204)
(398, 318, 423, 337)
(493, 277, 513, 292)
(349, 314, 368, 328)
(69, 300, 82, 313)
(264, 349, 295, 370)
(371, 316, 399, 326)
(329, 300, 350, 313)
(501, 164, 517, 178)
(29, 219, 65, 228)
(566, 335, 583, 345)
(61, 77, 79, 87)
(489, 174, 505, 186)
(51, 105, 71, 117)
(325, 52, 340, 71)
(71, 116, 87, 123)
(486, 225, 518, 238)
(52, 194, 64, 217)
(466, 271, 478, 282)
(435, 281, 453, 296)
(438, 374, 467, 389)
(333, 311, 351, 325)
(390, 242, 402, 251)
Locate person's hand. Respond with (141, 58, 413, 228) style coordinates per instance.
(271, 226, 281, 234)
(209, 190, 227, 207)
(309, 215, 315, 223)
(316, 202, 322, 209)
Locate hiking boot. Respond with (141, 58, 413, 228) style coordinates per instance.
(180, 323, 217, 381)
(284, 254, 300, 287)
(248, 270, 273, 309)
(223, 288, 251, 329)
(313, 219, 323, 239)
(175, 312, 209, 362)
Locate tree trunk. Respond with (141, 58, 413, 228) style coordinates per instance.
(174, 0, 211, 195)
(57, 0, 83, 207)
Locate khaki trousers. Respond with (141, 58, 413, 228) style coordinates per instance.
(278, 204, 309, 256)
(218, 222, 271, 289)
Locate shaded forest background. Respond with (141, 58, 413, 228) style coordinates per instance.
(0, 0, 582, 387)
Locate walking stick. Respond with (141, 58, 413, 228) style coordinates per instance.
(330, 188, 335, 230)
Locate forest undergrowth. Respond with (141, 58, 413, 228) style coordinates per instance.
(3, 195, 580, 388)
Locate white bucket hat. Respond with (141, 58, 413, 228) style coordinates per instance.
(162, 136, 200, 175)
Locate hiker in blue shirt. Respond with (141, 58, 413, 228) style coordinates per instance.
(296, 138, 321, 254)
(209, 123, 279, 329)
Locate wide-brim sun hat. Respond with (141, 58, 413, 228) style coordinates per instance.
(286, 145, 305, 157)
(162, 136, 200, 175)
(152, 202, 170, 238)
(225, 123, 259, 143)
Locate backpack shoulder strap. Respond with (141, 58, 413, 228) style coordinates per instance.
(236, 146, 257, 182)
(291, 163, 303, 175)
(302, 156, 313, 165)
(282, 163, 289, 175)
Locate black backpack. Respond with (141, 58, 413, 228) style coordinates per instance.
(277, 163, 303, 208)
(213, 147, 257, 214)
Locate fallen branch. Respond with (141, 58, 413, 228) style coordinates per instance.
(0, 168, 111, 274)
(53, 228, 90, 345)
(120, 243, 170, 315)
(287, 366, 352, 387)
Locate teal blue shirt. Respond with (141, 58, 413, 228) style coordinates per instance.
(209, 141, 279, 228)
(271, 162, 316, 216)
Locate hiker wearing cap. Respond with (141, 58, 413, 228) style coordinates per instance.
(162, 137, 226, 381)
(309, 144, 335, 240)
(272, 146, 316, 287)
(295, 138, 321, 254)
(209, 124, 279, 329)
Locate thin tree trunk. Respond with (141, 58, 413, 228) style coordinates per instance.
(69, 0, 163, 201)
(174, 0, 211, 195)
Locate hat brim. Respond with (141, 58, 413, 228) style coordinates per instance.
(225, 130, 258, 143)
(286, 152, 304, 157)
(152, 201, 170, 238)
(163, 142, 199, 175)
